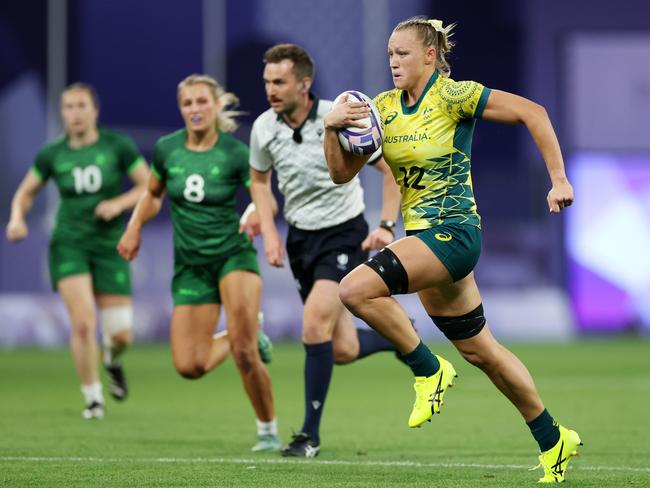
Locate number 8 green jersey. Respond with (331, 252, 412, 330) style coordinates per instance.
(374, 70, 491, 231)
(31, 128, 146, 249)
(151, 129, 253, 266)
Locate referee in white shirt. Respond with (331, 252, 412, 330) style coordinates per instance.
(247, 44, 402, 458)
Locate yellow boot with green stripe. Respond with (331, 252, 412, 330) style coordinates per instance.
(533, 425, 582, 483)
(408, 355, 457, 428)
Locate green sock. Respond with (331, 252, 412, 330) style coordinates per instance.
(527, 409, 561, 452)
(402, 341, 440, 377)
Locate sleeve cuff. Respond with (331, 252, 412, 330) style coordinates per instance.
(475, 87, 491, 119)
(31, 166, 45, 181)
(127, 156, 146, 174)
(249, 160, 272, 173)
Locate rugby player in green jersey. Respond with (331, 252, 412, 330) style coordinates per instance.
(324, 17, 580, 483)
(117, 74, 279, 452)
(6, 83, 149, 419)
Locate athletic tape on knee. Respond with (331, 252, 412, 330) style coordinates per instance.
(363, 247, 409, 295)
(100, 305, 134, 347)
(429, 304, 486, 341)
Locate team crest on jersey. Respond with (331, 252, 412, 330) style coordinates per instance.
(385, 111, 398, 125)
(55, 161, 76, 173)
(336, 253, 349, 270)
(168, 166, 185, 175)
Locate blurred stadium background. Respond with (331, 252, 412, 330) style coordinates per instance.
(2, 0, 649, 345)
(2, 1, 650, 486)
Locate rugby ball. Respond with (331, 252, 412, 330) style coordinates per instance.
(334, 90, 383, 155)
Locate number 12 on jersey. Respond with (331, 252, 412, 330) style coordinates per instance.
(399, 165, 426, 190)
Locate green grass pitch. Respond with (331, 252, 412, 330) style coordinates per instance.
(1, 339, 649, 487)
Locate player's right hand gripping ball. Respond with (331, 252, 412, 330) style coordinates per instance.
(335, 90, 383, 155)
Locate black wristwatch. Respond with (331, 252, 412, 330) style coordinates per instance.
(380, 219, 396, 236)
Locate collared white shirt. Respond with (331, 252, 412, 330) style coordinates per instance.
(249, 96, 366, 230)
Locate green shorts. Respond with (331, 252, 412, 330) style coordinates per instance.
(407, 223, 482, 282)
(172, 249, 260, 305)
(48, 241, 131, 294)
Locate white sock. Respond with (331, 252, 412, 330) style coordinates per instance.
(256, 418, 278, 436)
(81, 382, 104, 404)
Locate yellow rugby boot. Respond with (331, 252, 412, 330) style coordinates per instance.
(408, 355, 457, 428)
(534, 425, 582, 483)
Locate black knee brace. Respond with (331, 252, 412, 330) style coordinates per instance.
(430, 304, 486, 340)
(363, 247, 409, 295)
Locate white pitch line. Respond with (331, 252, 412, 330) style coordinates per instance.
(0, 456, 649, 474)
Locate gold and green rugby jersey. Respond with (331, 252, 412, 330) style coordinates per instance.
(151, 129, 253, 266)
(374, 70, 491, 230)
(31, 128, 146, 250)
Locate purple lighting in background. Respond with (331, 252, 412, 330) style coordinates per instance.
(568, 258, 632, 331)
(567, 153, 650, 333)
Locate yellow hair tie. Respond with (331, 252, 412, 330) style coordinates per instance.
(428, 19, 445, 33)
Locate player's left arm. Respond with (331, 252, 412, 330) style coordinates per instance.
(481, 89, 573, 213)
(95, 161, 149, 221)
(362, 157, 401, 250)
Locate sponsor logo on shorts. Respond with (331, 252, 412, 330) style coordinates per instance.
(115, 271, 126, 284)
(178, 288, 200, 296)
(336, 253, 349, 270)
(434, 232, 452, 242)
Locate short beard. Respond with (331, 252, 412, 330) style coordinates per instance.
(279, 99, 299, 117)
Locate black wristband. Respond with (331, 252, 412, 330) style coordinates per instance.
(379, 220, 396, 236)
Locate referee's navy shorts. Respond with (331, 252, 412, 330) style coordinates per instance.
(286, 213, 369, 302)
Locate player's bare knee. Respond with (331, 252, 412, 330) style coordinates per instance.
(173, 356, 206, 379)
(231, 344, 258, 373)
(71, 318, 96, 341)
(333, 343, 357, 364)
(338, 275, 367, 313)
(175, 362, 206, 379)
(227, 303, 252, 328)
